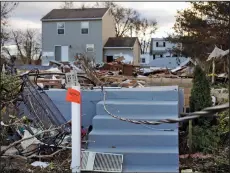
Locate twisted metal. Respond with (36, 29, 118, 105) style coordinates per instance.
(102, 90, 229, 125)
(21, 73, 68, 131)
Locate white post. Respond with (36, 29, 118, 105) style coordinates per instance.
(71, 85, 81, 173)
(66, 70, 81, 173)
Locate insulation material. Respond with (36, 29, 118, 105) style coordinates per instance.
(207, 46, 229, 61)
(21, 130, 42, 150)
(70, 64, 84, 73)
(31, 161, 50, 168)
(46, 67, 61, 73)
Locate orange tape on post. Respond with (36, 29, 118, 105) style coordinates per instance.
(66, 88, 81, 104)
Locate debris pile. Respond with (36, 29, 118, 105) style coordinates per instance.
(13, 54, 228, 90)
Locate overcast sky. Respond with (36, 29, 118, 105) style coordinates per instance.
(9, 2, 190, 37)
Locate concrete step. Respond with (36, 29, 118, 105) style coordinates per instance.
(121, 165, 179, 173)
(82, 86, 179, 102)
(96, 100, 179, 116)
(87, 147, 178, 166)
(88, 130, 178, 147)
(92, 115, 178, 130)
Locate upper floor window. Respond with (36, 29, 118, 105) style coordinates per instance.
(81, 22, 89, 34)
(57, 22, 65, 35)
(156, 41, 166, 47)
(86, 44, 94, 52)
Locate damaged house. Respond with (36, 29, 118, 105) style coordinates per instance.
(103, 37, 141, 65)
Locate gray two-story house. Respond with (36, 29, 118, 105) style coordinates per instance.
(41, 8, 116, 64)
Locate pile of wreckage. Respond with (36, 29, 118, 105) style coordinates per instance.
(10, 61, 195, 89)
(1, 51, 228, 172)
(11, 52, 228, 90)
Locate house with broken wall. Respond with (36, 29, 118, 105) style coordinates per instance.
(41, 8, 141, 66)
(103, 37, 141, 65)
(140, 38, 188, 68)
(150, 37, 182, 58)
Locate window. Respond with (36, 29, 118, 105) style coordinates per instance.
(156, 41, 166, 47)
(81, 22, 89, 34)
(57, 22, 65, 34)
(141, 58, 145, 63)
(86, 44, 94, 52)
(156, 42, 158, 47)
(106, 56, 113, 62)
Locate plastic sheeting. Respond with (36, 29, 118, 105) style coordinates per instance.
(21, 130, 42, 150)
(207, 46, 229, 61)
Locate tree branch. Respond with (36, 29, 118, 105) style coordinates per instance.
(0, 123, 68, 156)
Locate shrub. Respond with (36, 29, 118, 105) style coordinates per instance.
(192, 124, 221, 154)
(188, 65, 218, 153)
(189, 65, 213, 126)
(189, 65, 212, 112)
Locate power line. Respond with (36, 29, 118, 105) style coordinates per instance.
(102, 90, 229, 125)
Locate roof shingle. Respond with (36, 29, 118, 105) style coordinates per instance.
(104, 37, 138, 48)
(41, 8, 109, 20)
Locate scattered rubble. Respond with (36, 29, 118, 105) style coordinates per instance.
(13, 56, 228, 92)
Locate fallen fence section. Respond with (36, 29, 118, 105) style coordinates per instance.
(21, 75, 68, 130)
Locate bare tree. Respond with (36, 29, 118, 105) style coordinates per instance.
(95, 2, 139, 37)
(135, 18, 157, 54)
(1, 2, 18, 47)
(60, 1, 93, 9)
(79, 3, 91, 9)
(74, 53, 102, 86)
(95, 2, 157, 53)
(0, 2, 18, 73)
(11, 28, 41, 64)
(60, 1, 74, 9)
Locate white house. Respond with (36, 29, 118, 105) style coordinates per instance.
(140, 54, 151, 65)
(149, 38, 182, 59)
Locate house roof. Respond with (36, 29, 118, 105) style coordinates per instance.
(151, 38, 167, 41)
(104, 37, 138, 48)
(41, 8, 109, 21)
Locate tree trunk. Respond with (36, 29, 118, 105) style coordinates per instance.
(211, 59, 215, 84)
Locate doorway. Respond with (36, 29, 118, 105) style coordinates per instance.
(61, 46, 69, 61)
(55, 46, 61, 61)
(54, 46, 69, 62)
